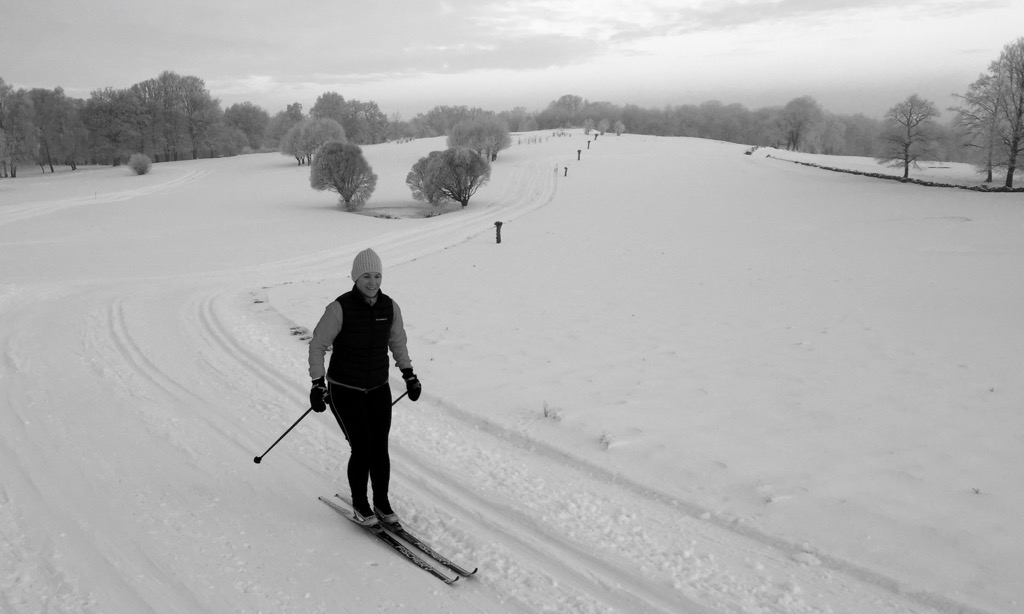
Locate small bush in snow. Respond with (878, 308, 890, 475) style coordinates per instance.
(542, 402, 562, 422)
(128, 153, 152, 175)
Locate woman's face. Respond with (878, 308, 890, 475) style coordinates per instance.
(354, 272, 382, 298)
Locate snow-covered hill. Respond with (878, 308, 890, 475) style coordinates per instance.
(1, 132, 1020, 613)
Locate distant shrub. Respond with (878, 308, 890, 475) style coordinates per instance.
(128, 153, 152, 175)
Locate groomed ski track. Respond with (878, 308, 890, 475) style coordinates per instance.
(0, 139, 998, 613)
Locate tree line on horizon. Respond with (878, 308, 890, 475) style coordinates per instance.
(1, 37, 1021, 185)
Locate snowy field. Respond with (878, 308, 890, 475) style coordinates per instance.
(1, 131, 1021, 613)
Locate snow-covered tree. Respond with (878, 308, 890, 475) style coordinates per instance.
(778, 95, 823, 151)
(81, 87, 139, 166)
(28, 87, 84, 172)
(224, 101, 269, 151)
(953, 72, 1004, 183)
(993, 37, 1024, 187)
(0, 85, 38, 176)
(447, 115, 511, 161)
(406, 150, 445, 205)
(281, 118, 345, 165)
(310, 140, 377, 210)
(424, 147, 490, 208)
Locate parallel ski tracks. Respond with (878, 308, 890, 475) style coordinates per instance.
(106, 293, 201, 405)
(0, 169, 212, 228)
(389, 434, 714, 614)
(384, 398, 994, 614)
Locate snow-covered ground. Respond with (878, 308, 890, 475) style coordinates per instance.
(1, 132, 1021, 614)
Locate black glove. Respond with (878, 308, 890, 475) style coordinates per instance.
(310, 377, 328, 412)
(401, 368, 421, 402)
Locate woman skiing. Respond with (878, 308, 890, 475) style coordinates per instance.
(307, 248, 422, 527)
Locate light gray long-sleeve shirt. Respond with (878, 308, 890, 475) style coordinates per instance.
(307, 298, 412, 383)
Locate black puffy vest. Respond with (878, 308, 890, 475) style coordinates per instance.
(326, 288, 395, 389)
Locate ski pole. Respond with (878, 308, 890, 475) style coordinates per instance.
(254, 407, 313, 464)
(254, 391, 408, 464)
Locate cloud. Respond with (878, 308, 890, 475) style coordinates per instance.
(2, 0, 1019, 118)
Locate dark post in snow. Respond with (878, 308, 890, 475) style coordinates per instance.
(587, 140, 591, 149)
(577, 149, 581, 160)
(564, 166, 568, 177)
(494, 221, 503, 244)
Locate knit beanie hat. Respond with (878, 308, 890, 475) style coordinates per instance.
(351, 248, 383, 280)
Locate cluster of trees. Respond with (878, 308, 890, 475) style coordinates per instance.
(0, 71, 270, 176)
(0, 73, 377, 176)
(872, 37, 1024, 187)
(506, 93, 889, 156)
(297, 102, 507, 209)
(391, 95, 912, 163)
(951, 37, 1024, 187)
(309, 137, 492, 211)
(308, 92, 389, 145)
(1, 81, 87, 176)
(4, 36, 1022, 187)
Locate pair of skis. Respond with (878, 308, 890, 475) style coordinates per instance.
(319, 494, 477, 584)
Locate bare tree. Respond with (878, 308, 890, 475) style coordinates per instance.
(877, 94, 939, 178)
(994, 37, 1024, 187)
(952, 72, 1004, 182)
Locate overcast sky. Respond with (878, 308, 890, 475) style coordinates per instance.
(3, 0, 1021, 119)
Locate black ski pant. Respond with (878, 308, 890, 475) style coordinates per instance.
(327, 382, 393, 513)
